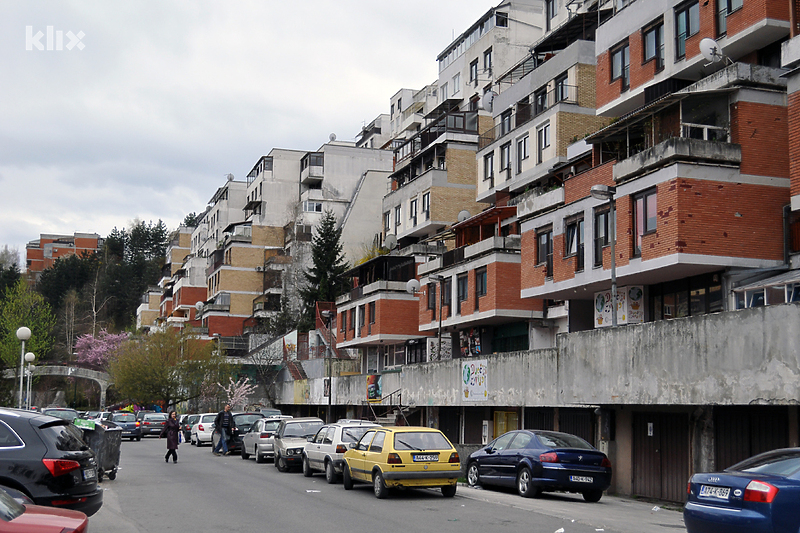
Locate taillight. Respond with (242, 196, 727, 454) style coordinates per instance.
(687, 482, 692, 495)
(144, 422, 150, 425)
(336, 445, 348, 454)
(135, 421, 140, 427)
(199, 424, 205, 431)
(387, 453, 402, 464)
(449, 452, 460, 463)
(744, 480, 779, 503)
(601, 457, 612, 468)
(540, 452, 559, 463)
(51, 496, 87, 506)
(42, 458, 82, 477)
(260, 432, 271, 438)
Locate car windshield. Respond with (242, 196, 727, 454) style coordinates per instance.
(535, 431, 594, 450)
(264, 420, 282, 431)
(38, 421, 88, 452)
(283, 421, 323, 438)
(42, 409, 78, 421)
(393, 431, 452, 451)
(145, 414, 167, 421)
(234, 414, 263, 426)
(730, 451, 800, 477)
(113, 413, 135, 422)
(341, 426, 373, 443)
(0, 489, 24, 522)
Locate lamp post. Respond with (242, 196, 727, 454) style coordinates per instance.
(429, 275, 446, 360)
(590, 184, 618, 327)
(321, 310, 333, 423)
(16, 327, 31, 409)
(25, 352, 35, 410)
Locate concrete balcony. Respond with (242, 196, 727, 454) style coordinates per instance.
(515, 187, 565, 219)
(613, 137, 741, 183)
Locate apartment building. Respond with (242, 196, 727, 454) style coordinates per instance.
(25, 232, 103, 280)
(135, 287, 162, 332)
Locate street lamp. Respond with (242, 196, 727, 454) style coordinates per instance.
(25, 352, 35, 410)
(321, 310, 333, 423)
(590, 184, 618, 327)
(429, 275, 446, 360)
(16, 327, 31, 409)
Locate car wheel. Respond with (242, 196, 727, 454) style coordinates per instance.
(256, 452, 266, 464)
(373, 471, 388, 499)
(276, 453, 287, 472)
(517, 467, 539, 498)
(441, 484, 457, 498)
(583, 490, 603, 503)
(136, 436, 141, 442)
(302, 456, 313, 477)
(466, 462, 481, 487)
(241, 445, 250, 460)
(325, 460, 338, 484)
(342, 463, 354, 490)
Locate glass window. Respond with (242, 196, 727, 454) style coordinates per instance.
(555, 73, 569, 102)
(457, 274, 468, 315)
(470, 59, 478, 84)
(350, 309, 355, 330)
(422, 192, 430, 220)
(611, 42, 630, 90)
(534, 87, 547, 115)
(501, 111, 512, 135)
(410, 199, 418, 225)
(643, 22, 664, 69)
(633, 190, 657, 256)
(358, 305, 365, 328)
(676, 2, 700, 59)
(0, 422, 22, 448)
(383, 212, 390, 233)
(537, 124, 550, 163)
(545, 0, 557, 30)
(516, 136, 529, 173)
(394, 205, 401, 230)
(491, 432, 516, 451)
(440, 82, 448, 101)
(357, 430, 376, 451)
(718, 0, 743, 36)
(443, 279, 452, 317)
(484, 48, 493, 72)
(369, 301, 375, 324)
(369, 432, 386, 452)
(452, 73, 461, 95)
(484, 152, 494, 181)
(366, 346, 379, 373)
(538, 229, 553, 277)
(500, 143, 511, 172)
(565, 217, 585, 272)
(509, 432, 533, 449)
(475, 268, 487, 298)
(496, 13, 508, 27)
(594, 210, 610, 267)
(427, 283, 436, 312)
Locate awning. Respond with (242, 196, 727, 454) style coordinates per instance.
(733, 269, 800, 292)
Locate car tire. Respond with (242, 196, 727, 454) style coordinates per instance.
(136, 436, 141, 442)
(466, 462, 481, 487)
(302, 456, 313, 477)
(276, 453, 287, 472)
(325, 461, 338, 484)
(373, 471, 388, 499)
(517, 467, 539, 498)
(256, 453, 266, 464)
(583, 490, 603, 503)
(441, 484, 457, 498)
(241, 446, 250, 460)
(342, 464, 353, 490)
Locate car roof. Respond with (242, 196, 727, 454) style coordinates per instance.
(283, 417, 323, 423)
(378, 426, 446, 433)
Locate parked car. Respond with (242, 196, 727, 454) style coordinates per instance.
(303, 421, 380, 483)
(0, 408, 103, 516)
(109, 411, 141, 441)
(273, 417, 324, 472)
(134, 410, 155, 424)
(139, 413, 168, 437)
(241, 416, 291, 463)
(0, 487, 88, 532)
(466, 429, 612, 502)
(684, 447, 800, 533)
(39, 408, 79, 422)
(342, 426, 461, 498)
(210, 412, 264, 455)
(190, 413, 217, 446)
(260, 408, 282, 417)
(181, 414, 199, 443)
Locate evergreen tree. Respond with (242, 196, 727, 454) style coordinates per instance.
(0, 263, 20, 297)
(298, 211, 350, 331)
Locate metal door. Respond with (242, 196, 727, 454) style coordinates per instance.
(632, 412, 689, 502)
(715, 406, 788, 470)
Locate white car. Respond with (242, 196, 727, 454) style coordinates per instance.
(190, 412, 217, 446)
(303, 420, 380, 483)
(241, 415, 292, 463)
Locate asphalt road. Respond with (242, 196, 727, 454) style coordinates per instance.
(90, 437, 687, 533)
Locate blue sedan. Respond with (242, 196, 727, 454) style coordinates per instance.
(684, 448, 800, 533)
(466, 430, 612, 502)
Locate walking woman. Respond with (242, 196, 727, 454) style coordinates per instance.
(160, 411, 180, 463)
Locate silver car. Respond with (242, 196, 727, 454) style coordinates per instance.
(190, 413, 217, 446)
(273, 417, 324, 472)
(302, 421, 380, 483)
(240, 416, 292, 463)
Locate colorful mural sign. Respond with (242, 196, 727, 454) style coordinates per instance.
(594, 285, 644, 328)
(366, 374, 382, 403)
(462, 359, 487, 401)
(283, 330, 298, 360)
(459, 328, 482, 357)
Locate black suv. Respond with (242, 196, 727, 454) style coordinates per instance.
(0, 408, 103, 516)
(210, 412, 264, 454)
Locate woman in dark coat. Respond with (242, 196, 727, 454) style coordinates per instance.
(160, 411, 180, 463)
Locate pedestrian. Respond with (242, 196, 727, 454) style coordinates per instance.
(212, 404, 237, 456)
(160, 411, 180, 463)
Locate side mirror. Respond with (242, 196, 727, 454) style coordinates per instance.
(484, 446, 493, 453)
(307, 436, 314, 442)
(348, 442, 357, 449)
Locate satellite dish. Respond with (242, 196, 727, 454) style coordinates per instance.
(480, 91, 497, 113)
(699, 38, 722, 63)
(195, 301, 204, 312)
(406, 279, 421, 294)
(457, 210, 471, 222)
(329, 133, 337, 142)
(384, 234, 397, 250)
(226, 173, 234, 181)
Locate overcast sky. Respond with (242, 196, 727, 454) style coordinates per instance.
(0, 1, 493, 266)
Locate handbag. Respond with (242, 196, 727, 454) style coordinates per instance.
(178, 430, 183, 444)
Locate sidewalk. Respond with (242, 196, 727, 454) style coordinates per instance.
(458, 484, 686, 533)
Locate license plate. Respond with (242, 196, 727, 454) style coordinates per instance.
(570, 475, 593, 483)
(83, 468, 96, 481)
(413, 454, 439, 462)
(700, 485, 730, 500)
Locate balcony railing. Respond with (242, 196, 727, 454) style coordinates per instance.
(395, 111, 478, 164)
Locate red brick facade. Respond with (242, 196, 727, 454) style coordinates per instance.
(730, 101, 789, 179)
(790, 92, 800, 198)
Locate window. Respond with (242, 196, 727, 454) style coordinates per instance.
(0, 422, 22, 448)
(452, 73, 461, 95)
(369, 301, 376, 324)
(440, 82, 448, 101)
(369, 431, 386, 452)
(394, 205, 401, 230)
(594, 210, 611, 267)
(427, 283, 437, 318)
(358, 305, 365, 329)
(516, 136, 529, 173)
(470, 59, 479, 85)
(545, 0, 556, 31)
(500, 143, 511, 177)
(611, 41, 630, 90)
(357, 430, 376, 451)
(383, 212, 390, 234)
(643, 22, 664, 70)
(443, 278, 452, 318)
(554, 73, 569, 102)
(349, 309, 356, 331)
(484, 48, 493, 73)
(538, 228, 553, 277)
(534, 87, 548, 115)
(475, 268, 487, 311)
(422, 192, 430, 220)
(384, 344, 404, 368)
(537, 123, 550, 163)
(410, 199, 418, 226)
(496, 13, 508, 27)
(484, 152, 495, 183)
(303, 201, 323, 212)
(717, 0, 743, 36)
(676, 2, 700, 59)
(457, 274, 469, 315)
(565, 217, 585, 272)
(633, 190, 657, 256)
(500, 110, 512, 135)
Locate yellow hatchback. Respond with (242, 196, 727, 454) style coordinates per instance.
(342, 426, 461, 498)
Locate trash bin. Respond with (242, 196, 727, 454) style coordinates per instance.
(75, 419, 122, 481)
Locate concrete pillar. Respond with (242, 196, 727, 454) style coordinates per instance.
(789, 406, 799, 447)
(691, 406, 715, 474)
(99, 382, 108, 411)
(614, 408, 632, 496)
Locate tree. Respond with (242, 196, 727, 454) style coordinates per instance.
(0, 246, 19, 270)
(74, 329, 129, 370)
(108, 329, 230, 410)
(0, 263, 20, 297)
(218, 377, 256, 409)
(298, 210, 350, 331)
(183, 212, 200, 227)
